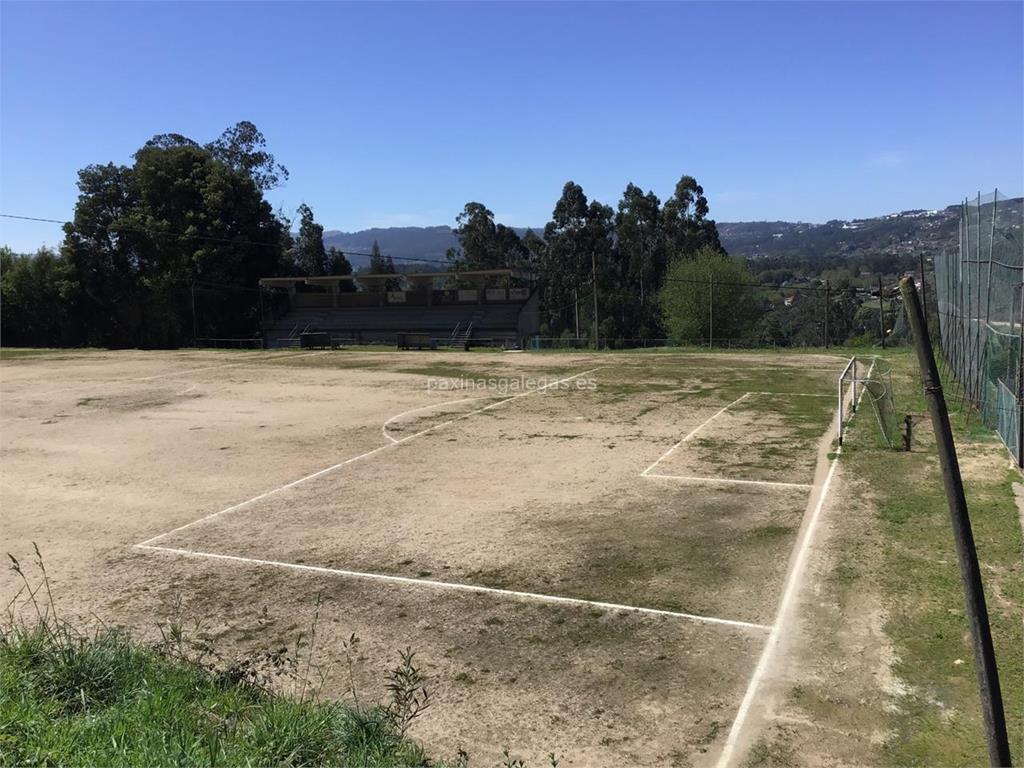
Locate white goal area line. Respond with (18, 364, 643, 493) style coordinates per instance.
(640, 392, 751, 476)
(714, 357, 875, 768)
(644, 474, 812, 490)
(138, 366, 600, 547)
(137, 544, 771, 632)
(640, 389, 828, 485)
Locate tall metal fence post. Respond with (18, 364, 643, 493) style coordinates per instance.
(954, 200, 967, 405)
(708, 276, 714, 350)
(824, 280, 830, 348)
(591, 250, 599, 350)
(1018, 275, 1024, 469)
(899, 277, 1012, 768)
(978, 192, 997, 414)
(878, 276, 886, 348)
(920, 253, 929, 335)
(975, 192, 984, 405)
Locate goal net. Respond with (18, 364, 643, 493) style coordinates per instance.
(839, 356, 899, 449)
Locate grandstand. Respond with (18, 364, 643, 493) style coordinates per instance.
(259, 269, 540, 348)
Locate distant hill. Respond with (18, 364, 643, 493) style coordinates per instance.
(322, 226, 457, 268)
(321, 198, 1021, 267)
(717, 206, 965, 263)
(323, 226, 534, 268)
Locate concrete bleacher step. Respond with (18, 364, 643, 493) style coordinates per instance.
(263, 301, 526, 347)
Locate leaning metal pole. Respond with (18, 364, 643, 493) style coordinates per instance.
(899, 276, 1012, 767)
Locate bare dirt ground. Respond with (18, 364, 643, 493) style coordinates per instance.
(1, 348, 847, 766)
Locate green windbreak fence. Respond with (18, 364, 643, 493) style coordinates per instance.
(934, 190, 1024, 464)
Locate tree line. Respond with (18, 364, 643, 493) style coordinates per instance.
(2, 122, 346, 347)
(443, 180, 893, 347)
(446, 176, 726, 343)
(2, 120, 895, 349)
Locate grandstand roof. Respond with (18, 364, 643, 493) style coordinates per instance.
(260, 268, 531, 289)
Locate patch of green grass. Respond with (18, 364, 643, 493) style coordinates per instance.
(0, 627, 431, 767)
(841, 349, 1024, 766)
(0, 551, 450, 768)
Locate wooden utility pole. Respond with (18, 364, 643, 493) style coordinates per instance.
(899, 277, 1012, 768)
(573, 288, 580, 341)
(191, 283, 198, 346)
(708, 277, 714, 349)
(591, 251, 599, 350)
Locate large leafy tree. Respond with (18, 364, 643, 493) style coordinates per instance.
(294, 203, 327, 276)
(522, 228, 546, 270)
(615, 183, 665, 337)
(449, 202, 528, 272)
(662, 175, 722, 260)
(206, 121, 289, 191)
(326, 247, 354, 287)
(60, 124, 288, 347)
(0, 247, 79, 347)
(367, 240, 400, 290)
(659, 246, 761, 345)
(539, 182, 618, 342)
(60, 162, 143, 344)
(540, 182, 590, 337)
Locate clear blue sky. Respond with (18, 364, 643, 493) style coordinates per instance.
(2, 1, 1022, 252)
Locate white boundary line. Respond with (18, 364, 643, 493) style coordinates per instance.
(138, 544, 771, 632)
(138, 366, 600, 547)
(644, 474, 812, 490)
(640, 393, 751, 476)
(714, 358, 876, 768)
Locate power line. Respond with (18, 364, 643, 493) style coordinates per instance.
(1, 214, 67, 225)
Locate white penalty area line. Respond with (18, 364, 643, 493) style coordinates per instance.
(644, 474, 812, 491)
(640, 392, 752, 476)
(137, 544, 771, 632)
(715, 358, 876, 768)
(381, 396, 488, 444)
(746, 392, 833, 397)
(138, 366, 601, 547)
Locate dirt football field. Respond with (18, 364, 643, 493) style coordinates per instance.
(0, 347, 855, 766)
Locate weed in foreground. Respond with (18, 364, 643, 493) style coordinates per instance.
(2, 546, 564, 767)
(0, 547, 442, 766)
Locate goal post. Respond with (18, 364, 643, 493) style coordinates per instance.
(838, 355, 899, 449)
(838, 356, 857, 446)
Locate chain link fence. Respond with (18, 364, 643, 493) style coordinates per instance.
(934, 190, 1024, 463)
(532, 278, 902, 350)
